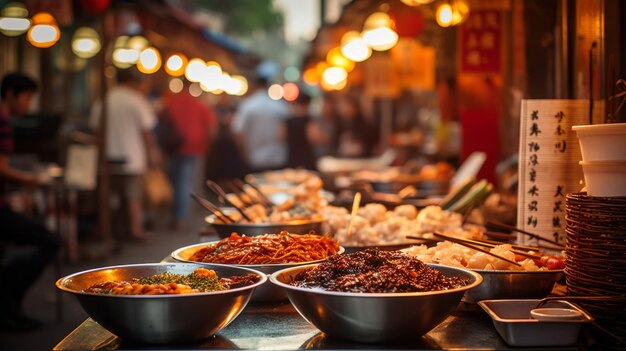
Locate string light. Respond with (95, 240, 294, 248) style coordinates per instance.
(0, 2, 30, 36)
(169, 78, 184, 93)
(340, 31, 371, 62)
(137, 47, 161, 74)
(165, 53, 187, 76)
(71, 27, 101, 59)
(26, 12, 60, 48)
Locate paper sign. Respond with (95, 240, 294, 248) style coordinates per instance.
(517, 100, 591, 246)
(65, 144, 97, 190)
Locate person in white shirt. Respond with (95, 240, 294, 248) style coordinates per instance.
(231, 77, 289, 172)
(90, 69, 159, 242)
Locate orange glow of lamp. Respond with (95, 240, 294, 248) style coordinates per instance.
(165, 53, 188, 76)
(27, 12, 60, 48)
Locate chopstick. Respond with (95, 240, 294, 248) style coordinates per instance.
(483, 232, 562, 251)
(453, 237, 543, 260)
(190, 193, 234, 224)
(239, 179, 275, 208)
(487, 220, 564, 248)
(226, 183, 255, 207)
(231, 179, 271, 209)
(432, 232, 522, 267)
(405, 235, 443, 244)
(206, 180, 254, 222)
(347, 192, 362, 239)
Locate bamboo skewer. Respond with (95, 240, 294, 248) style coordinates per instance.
(432, 232, 522, 267)
(452, 237, 543, 260)
(347, 192, 362, 239)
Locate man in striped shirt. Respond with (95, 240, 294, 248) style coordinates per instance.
(0, 73, 60, 332)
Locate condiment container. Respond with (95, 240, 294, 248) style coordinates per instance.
(579, 161, 626, 197)
(478, 299, 593, 347)
(572, 123, 626, 161)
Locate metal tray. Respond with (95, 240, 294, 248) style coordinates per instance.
(478, 299, 593, 347)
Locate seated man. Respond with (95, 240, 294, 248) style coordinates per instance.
(0, 73, 60, 332)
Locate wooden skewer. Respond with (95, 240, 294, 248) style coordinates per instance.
(483, 233, 562, 251)
(432, 232, 522, 267)
(487, 220, 564, 248)
(190, 193, 234, 224)
(347, 192, 362, 239)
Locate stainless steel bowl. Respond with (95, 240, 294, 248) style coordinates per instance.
(464, 269, 564, 303)
(270, 263, 482, 343)
(172, 242, 344, 302)
(56, 263, 266, 344)
(205, 214, 324, 238)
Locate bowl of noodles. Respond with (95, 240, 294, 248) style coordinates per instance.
(172, 232, 344, 301)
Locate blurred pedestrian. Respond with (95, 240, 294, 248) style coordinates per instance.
(161, 84, 217, 229)
(231, 77, 289, 172)
(335, 96, 371, 158)
(90, 69, 159, 242)
(311, 94, 338, 158)
(206, 94, 246, 181)
(0, 73, 60, 331)
(282, 92, 316, 170)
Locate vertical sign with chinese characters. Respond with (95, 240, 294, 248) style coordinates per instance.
(459, 10, 501, 74)
(517, 100, 589, 246)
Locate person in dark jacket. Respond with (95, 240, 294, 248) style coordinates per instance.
(0, 73, 60, 332)
(283, 92, 317, 170)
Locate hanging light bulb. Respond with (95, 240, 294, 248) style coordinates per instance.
(71, 27, 101, 58)
(231, 75, 248, 96)
(451, 0, 470, 25)
(127, 35, 149, 51)
(26, 12, 60, 48)
(326, 47, 355, 72)
(137, 47, 161, 74)
(436, 0, 470, 27)
(165, 53, 188, 76)
(185, 58, 207, 83)
(302, 67, 320, 86)
(322, 66, 348, 87)
(362, 12, 398, 51)
(340, 31, 371, 62)
(0, 2, 30, 36)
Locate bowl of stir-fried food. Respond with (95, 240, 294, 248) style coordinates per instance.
(206, 175, 327, 238)
(173, 232, 343, 301)
(56, 263, 265, 344)
(269, 249, 482, 342)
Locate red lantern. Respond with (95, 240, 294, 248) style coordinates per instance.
(80, 0, 110, 16)
(390, 5, 425, 37)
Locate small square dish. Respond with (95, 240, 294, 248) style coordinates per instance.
(478, 299, 593, 347)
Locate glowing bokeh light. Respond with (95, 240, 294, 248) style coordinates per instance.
(282, 82, 299, 102)
(268, 84, 284, 100)
(137, 47, 161, 74)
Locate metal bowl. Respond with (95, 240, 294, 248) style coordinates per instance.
(270, 263, 482, 343)
(56, 263, 266, 344)
(172, 242, 344, 302)
(463, 269, 564, 303)
(205, 214, 324, 238)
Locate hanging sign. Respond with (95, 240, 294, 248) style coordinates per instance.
(459, 10, 501, 74)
